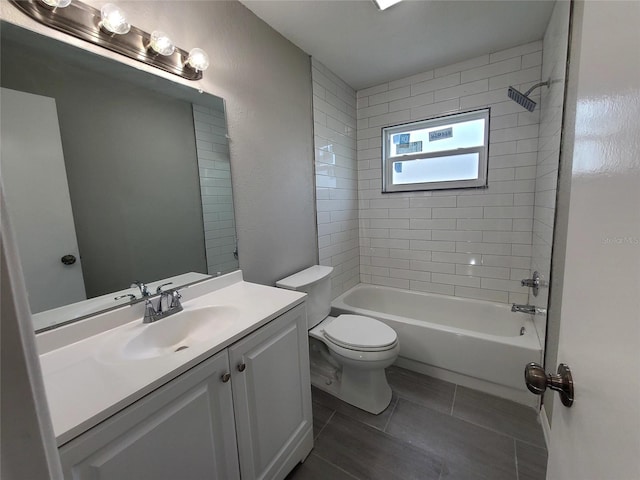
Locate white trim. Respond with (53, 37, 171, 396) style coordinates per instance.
(1, 182, 64, 478)
(539, 404, 552, 450)
(382, 108, 490, 193)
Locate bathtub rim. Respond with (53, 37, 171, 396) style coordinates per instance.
(331, 283, 541, 352)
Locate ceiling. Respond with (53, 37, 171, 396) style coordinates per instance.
(240, 0, 555, 90)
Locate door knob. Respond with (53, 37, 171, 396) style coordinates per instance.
(237, 363, 246, 372)
(61, 254, 76, 265)
(524, 362, 574, 407)
(221, 372, 231, 383)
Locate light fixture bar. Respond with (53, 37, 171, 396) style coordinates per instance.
(372, 0, 403, 11)
(10, 0, 205, 81)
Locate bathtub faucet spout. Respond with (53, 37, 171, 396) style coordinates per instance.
(511, 304, 545, 315)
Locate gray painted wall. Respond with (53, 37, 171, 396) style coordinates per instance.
(1, 0, 318, 288)
(1, 38, 208, 297)
(0, 2, 317, 469)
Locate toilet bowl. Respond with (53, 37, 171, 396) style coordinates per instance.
(310, 315, 399, 414)
(276, 266, 399, 414)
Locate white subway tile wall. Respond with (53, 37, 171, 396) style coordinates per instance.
(312, 59, 360, 298)
(530, 3, 570, 342)
(192, 104, 239, 276)
(356, 41, 544, 304)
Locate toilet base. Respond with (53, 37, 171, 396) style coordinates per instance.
(308, 339, 394, 415)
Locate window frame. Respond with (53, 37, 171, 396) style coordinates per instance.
(381, 108, 490, 193)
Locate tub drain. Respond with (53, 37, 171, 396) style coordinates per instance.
(175, 345, 189, 352)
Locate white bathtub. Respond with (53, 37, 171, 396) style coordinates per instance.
(332, 284, 542, 404)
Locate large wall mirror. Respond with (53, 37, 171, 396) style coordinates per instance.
(1, 22, 238, 332)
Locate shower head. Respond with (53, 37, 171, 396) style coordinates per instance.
(508, 86, 537, 112)
(507, 80, 550, 112)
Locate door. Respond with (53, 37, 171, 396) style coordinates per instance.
(1, 88, 86, 313)
(545, 2, 640, 479)
(229, 304, 313, 480)
(59, 350, 240, 480)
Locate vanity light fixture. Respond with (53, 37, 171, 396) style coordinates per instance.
(372, 0, 403, 11)
(99, 3, 130, 35)
(149, 30, 176, 56)
(9, 0, 209, 81)
(38, 0, 72, 8)
(186, 48, 210, 72)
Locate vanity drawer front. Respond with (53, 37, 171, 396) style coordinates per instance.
(59, 350, 240, 480)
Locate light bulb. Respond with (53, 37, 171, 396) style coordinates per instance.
(372, 0, 403, 10)
(100, 3, 130, 35)
(39, 0, 72, 7)
(186, 48, 210, 72)
(149, 31, 175, 56)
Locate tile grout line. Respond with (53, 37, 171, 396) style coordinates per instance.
(514, 438, 520, 480)
(314, 410, 336, 440)
(382, 396, 399, 432)
(398, 390, 546, 451)
(437, 459, 446, 480)
(447, 411, 544, 449)
(450, 384, 458, 416)
(312, 452, 362, 480)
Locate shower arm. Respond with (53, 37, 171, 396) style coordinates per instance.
(524, 80, 551, 96)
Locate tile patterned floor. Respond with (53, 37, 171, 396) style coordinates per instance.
(287, 366, 547, 480)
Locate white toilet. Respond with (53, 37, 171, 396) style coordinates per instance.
(277, 265, 399, 414)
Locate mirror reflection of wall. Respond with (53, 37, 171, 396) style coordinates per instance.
(0, 23, 238, 325)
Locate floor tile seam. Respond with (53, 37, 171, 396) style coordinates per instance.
(391, 388, 545, 447)
(448, 410, 545, 448)
(315, 434, 442, 480)
(382, 396, 399, 432)
(330, 409, 449, 468)
(450, 384, 458, 416)
(514, 437, 521, 480)
(314, 410, 336, 440)
(392, 391, 453, 416)
(310, 452, 362, 480)
(513, 436, 548, 452)
(393, 395, 530, 458)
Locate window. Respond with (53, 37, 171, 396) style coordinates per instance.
(382, 109, 490, 192)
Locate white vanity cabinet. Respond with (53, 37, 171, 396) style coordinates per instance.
(58, 303, 312, 480)
(230, 303, 313, 480)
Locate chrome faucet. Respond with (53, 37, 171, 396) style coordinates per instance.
(131, 281, 151, 297)
(511, 304, 546, 315)
(142, 288, 183, 324)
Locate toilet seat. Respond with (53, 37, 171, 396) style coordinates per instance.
(322, 315, 398, 352)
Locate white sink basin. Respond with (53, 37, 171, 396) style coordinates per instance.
(102, 306, 239, 361)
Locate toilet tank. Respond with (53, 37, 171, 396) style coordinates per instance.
(276, 265, 333, 329)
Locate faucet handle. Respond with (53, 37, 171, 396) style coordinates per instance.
(169, 289, 183, 309)
(131, 281, 150, 297)
(143, 298, 159, 323)
(520, 271, 541, 297)
(156, 282, 173, 294)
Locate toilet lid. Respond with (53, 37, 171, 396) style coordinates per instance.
(322, 315, 397, 351)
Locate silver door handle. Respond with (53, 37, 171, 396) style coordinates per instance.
(61, 254, 76, 265)
(524, 362, 574, 407)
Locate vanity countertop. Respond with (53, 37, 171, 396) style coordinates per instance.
(37, 272, 306, 446)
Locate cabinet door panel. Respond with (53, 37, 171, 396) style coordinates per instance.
(230, 304, 312, 480)
(60, 351, 240, 480)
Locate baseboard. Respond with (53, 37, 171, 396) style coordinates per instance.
(394, 357, 538, 408)
(539, 405, 551, 449)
